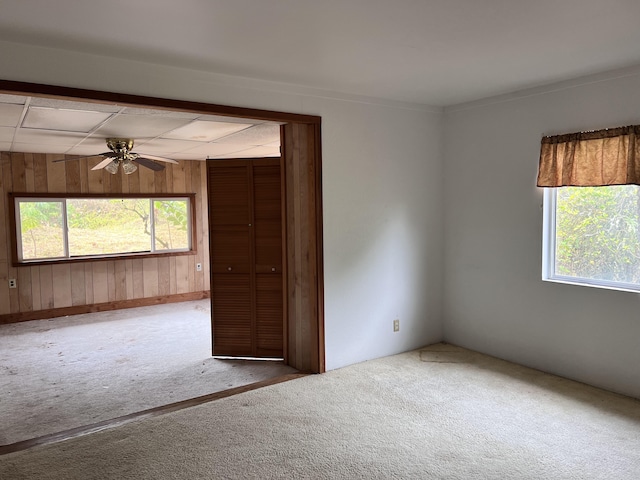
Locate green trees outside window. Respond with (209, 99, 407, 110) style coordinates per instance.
(19, 201, 65, 259)
(15, 196, 191, 263)
(549, 186, 640, 289)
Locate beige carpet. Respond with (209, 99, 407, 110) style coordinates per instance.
(1, 343, 639, 479)
(0, 300, 296, 445)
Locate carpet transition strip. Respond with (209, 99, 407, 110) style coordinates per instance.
(0, 373, 307, 456)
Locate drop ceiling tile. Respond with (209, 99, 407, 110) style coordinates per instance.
(73, 135, 113, 148)
(216, 124, 281, 146)
(177, 142, 250, 159)
(0, 94, 26, 105)
(0, 104, 24, 127)
(134, 138, 202, 155)
(29, 98, 122, 113)
(96, 114, 193, 138)
(12, 143, 70, 154)
(216, 145, 281, 158)
(65, 137, 115, 156)
(197, 114, 262, 124)
(0, 141, 11, 151)
(121, 107, 200, 119)
(14, 129, 87, 146)
(163, 120, 253, 142)
(0, 126, 15, 142)
(22, 107, 113, 133)
(65, 146, 105, 156)
(170, 151, 213, 160)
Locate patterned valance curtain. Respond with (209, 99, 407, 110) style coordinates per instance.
(537, 125, 640, 187)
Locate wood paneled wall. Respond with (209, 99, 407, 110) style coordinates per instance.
(0, 152, 210, 321)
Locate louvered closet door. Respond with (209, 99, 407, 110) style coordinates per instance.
(253, 164, 284, 357)
(207, 159, 283, 358)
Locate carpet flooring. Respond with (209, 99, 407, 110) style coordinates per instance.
(1, 343, 639, 479)
(0, 300, 296, 445)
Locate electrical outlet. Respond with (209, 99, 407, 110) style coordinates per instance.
(8, 279, 17, 289)
(196, 263, 202, 272)
(393, 319, 400, 332)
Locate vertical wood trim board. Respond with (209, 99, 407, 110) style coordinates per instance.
(283, 123, 325, 373)
(0, 153, 209, 318)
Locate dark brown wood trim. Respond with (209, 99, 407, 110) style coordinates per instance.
(0, 372, 308, 455)
(0, 291, 210, 325)
(281, 123, 325, 373)
(9, 191, 197, 199)
(8, 192, 197, 267)
(279, 130, 289, 367)
(313, 123, 326, 373)
(11, 249, 197, 268)
(0, 80, 321, 125)
(189, 191, 198, 260)
(7, 188, 18, 269)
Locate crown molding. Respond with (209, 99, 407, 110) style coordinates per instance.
(445, 64, 640, 113)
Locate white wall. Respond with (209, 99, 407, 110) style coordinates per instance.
(0, 41, 444, 371)
(443, 69, 640, 398)
(308, 96, 444, 369)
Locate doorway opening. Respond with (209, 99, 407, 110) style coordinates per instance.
(0, 79, 324, 450)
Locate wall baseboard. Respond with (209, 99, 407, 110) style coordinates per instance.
(0, 291, 211, 325)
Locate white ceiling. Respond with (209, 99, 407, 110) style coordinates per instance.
(0, 94, 282, 160)
(2, 1, 640, 107)
(1, 1, 639, 160)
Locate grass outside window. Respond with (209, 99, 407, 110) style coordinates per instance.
(10, 193, 196, 266)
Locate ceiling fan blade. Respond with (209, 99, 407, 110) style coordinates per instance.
(52, 152, 113, 163)
(134, 157, 165, 171)
(91, 157, 117, 170)
(135, 153, 179, 164)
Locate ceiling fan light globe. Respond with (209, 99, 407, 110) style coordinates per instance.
(104, 160, 119, 174)
(122, 159, 138, 175)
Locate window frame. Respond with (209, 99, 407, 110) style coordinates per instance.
(542, 187, 640, 293)
(9, 192, 197, 267)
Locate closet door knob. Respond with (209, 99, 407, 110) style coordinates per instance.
(271, 267, 276, 272)
(227, 267, 232, 271)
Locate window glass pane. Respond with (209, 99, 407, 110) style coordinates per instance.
(14, 195, 193, 263)
(153, 199, 190, 251)
(18, 201, 65, 260)
(555, 186, 640, 284)
(67, 199, 151, 256)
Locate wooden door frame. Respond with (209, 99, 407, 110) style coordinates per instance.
(0, 80, 325, 374)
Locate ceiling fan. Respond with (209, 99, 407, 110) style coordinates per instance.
(54, 138, 179, 175)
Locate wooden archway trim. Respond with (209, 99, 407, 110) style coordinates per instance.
(282, 123, 325, 373)
(0, 79, 325, 373)
(0, 80, 321, 125)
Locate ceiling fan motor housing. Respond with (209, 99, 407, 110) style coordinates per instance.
(52, 137, 173, 174)
(106, 138, 135, 155)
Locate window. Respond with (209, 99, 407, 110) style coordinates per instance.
(537, 124, 640, 293)
(11, 194, 195, 265)
(543, 186, 640, 292)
